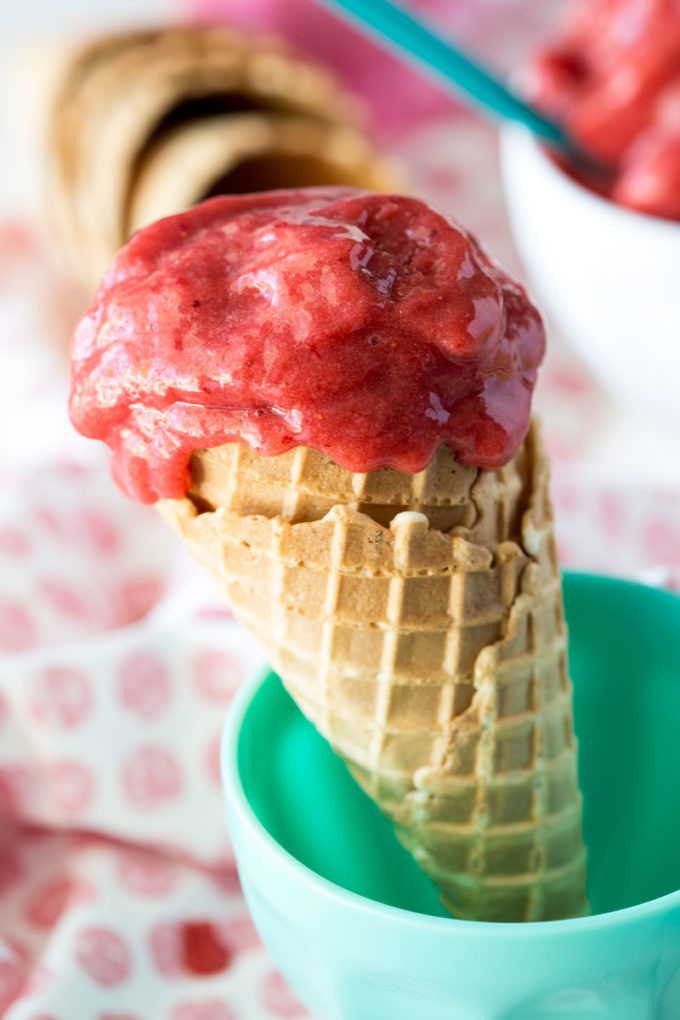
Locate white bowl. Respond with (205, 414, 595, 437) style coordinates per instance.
(500, 125, 680, 434)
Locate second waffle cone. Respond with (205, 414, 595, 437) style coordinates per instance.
(159, 421, 587, 922)
(48, 25, 402, 287)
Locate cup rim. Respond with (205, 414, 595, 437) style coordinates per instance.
(501, 123, 680, 236)
(221, 570, 680, 937)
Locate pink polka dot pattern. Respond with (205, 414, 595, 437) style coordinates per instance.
(40, 579, 90, 620)
(121, 746, 182, 809)
(36, 506, 64, 537)
(23, 875, 96, 929)
(116, 576, 165, 624)
(260, 970, 307, 1018)
(0, 848, 22, 895)
(218, 915, 262, 955)
(193, 606, 233, 622)
(644, 520, 680, 566)
(79, 509, 120, 556)
(204, 731, 222, 788)
(117, 853, 176, 897)
(75, 927, 132, 987)
(99, 1014, 142, 1020)
(31, 666, 92, 729)
(148, 921, 183, 978)
(16, 962, 54, 1001)
(0, 941, 29, 1014)
(98, 1014, 142, 1020)
(0, 764, 35, 814)
(172, 1000, 237, 1020)
(0, 528, 30, 556)
(210, 867, 242, 896)
(192, 650, 244, 701)
(47, 761, 94, 815)
(0, 600, 35, 653)
(117, 652, 170, 722)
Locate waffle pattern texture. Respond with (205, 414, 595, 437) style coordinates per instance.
(159, 422, 587, 922)
(48, 25, 401, 287)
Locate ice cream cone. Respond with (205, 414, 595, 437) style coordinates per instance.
(48, 25, 402, 287)
(158, 421, 587, 922)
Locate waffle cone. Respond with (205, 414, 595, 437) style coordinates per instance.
(159, 422, 587, 922)
(48, 25, 402, 286)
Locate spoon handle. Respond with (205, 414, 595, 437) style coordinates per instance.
(317, 0, 569, 147)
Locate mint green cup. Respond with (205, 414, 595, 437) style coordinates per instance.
(221, 573, 680, 1019)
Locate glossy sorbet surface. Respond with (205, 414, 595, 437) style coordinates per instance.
(527, 0, 680, 219)
(69, 188, 545, 503)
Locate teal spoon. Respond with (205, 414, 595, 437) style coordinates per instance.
(316, 0, 607, 175)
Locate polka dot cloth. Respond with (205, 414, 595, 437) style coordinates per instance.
(1, 1, 679, 1014)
